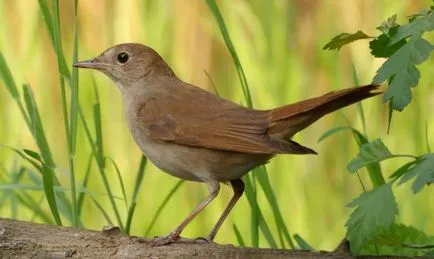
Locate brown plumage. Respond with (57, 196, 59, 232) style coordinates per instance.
(74, 43, 382, 246)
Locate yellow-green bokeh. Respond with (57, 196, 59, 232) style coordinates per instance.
(0, 0, 433, 250)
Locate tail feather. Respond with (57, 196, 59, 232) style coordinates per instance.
(267, 84, 382, 139)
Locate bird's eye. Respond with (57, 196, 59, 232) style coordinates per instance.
(117, 52, 129, 63)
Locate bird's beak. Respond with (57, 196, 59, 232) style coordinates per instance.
(73, 58, 104, 70)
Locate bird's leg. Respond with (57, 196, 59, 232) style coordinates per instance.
(201, 179, 245, 243)
(150, 181, 220, 246)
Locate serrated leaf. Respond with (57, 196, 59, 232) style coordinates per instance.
(369, 33, 407, 58)
(388, 11, 434, 46)
(346, 184, 398, 253)
(348, 139, 392, 173)
(374, 232, 403, 246)
(376, 15, 398, 35)
(373, 36, 433, 111)
(398, 154, 434, 193)
(383, 65, 420, 111)
(373, 36, 432, 83)
(362, 224, 434, 256)
(408, 8, 432, 22)
(323, 31, 372, 50)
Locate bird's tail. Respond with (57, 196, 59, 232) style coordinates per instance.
(267, 84, 382, 141)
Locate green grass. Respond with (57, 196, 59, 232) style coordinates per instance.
(0, 0, 432, 253)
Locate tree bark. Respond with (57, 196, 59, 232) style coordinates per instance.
(0, 218, 404, 258)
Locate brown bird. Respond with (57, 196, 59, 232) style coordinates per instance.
(74, 43, 381, 246)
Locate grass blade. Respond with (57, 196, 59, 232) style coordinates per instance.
(22, 84, 62, 225)
(144, 180, 184, 236)
(77, 154, 93, 219)
(256, 165, 295, 248)
(233, 224, 246, 247)
(0, 52, 19, 98)
(88, 194, 114, 226)
(125, 155, 147, 234)
(107, 157, 128, 208)
(0, 51, 30, 127)
(244, 174, 278, 248)
(66, 0, 80, 227)
(15, 191, 55, 224)
(205, 0, 253, 107)
(352, 65, 368, 137)
(50, 0, 70, 79)
(37, 0, 55, 46)
(425, 122, 431, 153)
(245, 174, 259, 247)
(205, 1, 276, 248)
(91, 81, 124, 231)
(293, 234, 315, 250)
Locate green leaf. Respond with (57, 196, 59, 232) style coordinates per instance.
(323, 31, 372, 50)
(408, 8, 433, 22)
(361, 224, 434, 256)
(1, 146, 42, 173)
(388, 11, 434, 46)
(369, 33, 407, 58)
(346, 183, 398, 253)
(389, 160, 418, 181)
(373, 36, 433, 111)
(384, 65, 421, 111)
(348, 139, 392, 173)
(426, 250, 434, 256)
(373, 36, 432, 83)
(398, 154, 434, 193)
(23, 149, 42, 162)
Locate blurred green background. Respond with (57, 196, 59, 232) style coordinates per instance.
(0, 0, 433, 250)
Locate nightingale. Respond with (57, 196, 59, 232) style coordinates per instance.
(74, 43, 382, 246)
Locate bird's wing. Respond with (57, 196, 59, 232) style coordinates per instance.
(138, 84, 315, 155)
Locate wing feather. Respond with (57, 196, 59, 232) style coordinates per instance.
(138, 83, 315, 154)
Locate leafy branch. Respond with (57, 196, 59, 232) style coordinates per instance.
(324, 8, 434, 113)
(322, 5, 434, 256)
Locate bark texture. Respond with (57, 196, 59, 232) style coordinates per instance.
(0, 218, 406, 258)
